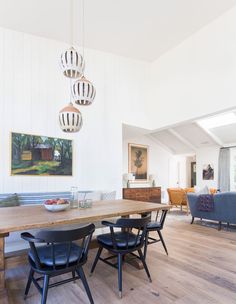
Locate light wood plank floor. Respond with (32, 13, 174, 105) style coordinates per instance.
(6, 214, 236, 304)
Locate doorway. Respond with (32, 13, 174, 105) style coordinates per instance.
(191, 162, 196, 187)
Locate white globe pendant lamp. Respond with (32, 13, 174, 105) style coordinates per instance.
(60, 47, 85, 79)
(59, 102, 83, 133)
(72, 75, 96, 106)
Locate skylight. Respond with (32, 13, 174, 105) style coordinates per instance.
(197, 112, 236, 130)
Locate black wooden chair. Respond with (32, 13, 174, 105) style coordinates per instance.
(90, 215, 151, 298)
(143, 209, 168, 260)
(21, 223, 95, 304)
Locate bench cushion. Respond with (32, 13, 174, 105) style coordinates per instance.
(0, 194, 20, 207)
(18, 192, 71, 205)
(101, 191, 116, 200)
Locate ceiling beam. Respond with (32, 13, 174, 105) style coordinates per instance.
(168, 128, 196, 152)
(146, 134, 175, 154)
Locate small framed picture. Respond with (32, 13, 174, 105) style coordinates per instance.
(128, 143, 148, 181)
(202, 163, 214, 180)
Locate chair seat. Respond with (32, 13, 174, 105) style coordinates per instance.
(97, 231, 141, 248)
(29, 243, 82, 267)
(147, 221, 162, 230)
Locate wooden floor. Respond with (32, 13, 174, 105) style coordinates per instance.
(6, 213, 236, 304)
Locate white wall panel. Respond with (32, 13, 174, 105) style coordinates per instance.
(0, 27, 151, 196)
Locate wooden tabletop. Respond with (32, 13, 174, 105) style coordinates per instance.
(0, 199, 171, 234)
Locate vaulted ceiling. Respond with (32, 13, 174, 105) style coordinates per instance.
(149, 122, 219, 154)
(123, 110, 236, 154)
(0, 0, 236, 61)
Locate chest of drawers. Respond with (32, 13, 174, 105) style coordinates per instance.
(123, 187, 161, 203)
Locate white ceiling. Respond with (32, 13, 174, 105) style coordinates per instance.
(123, 111, 236, 155)
(210, 123, 236, 144)
(150, 129, 195, 154)
(148, 122, 220, 155)
(173, 123, 217, 148)
(0, 0, 236, 61)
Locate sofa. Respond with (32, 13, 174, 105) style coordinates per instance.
(0, 190, 116, 253)
(167, 187, 218, 214)
(187, 192, 236, 230)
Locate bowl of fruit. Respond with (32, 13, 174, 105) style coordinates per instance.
(44, 199, 70, 212)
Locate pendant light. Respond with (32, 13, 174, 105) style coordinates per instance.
(60, 47, 84, 79)
(72, 0, 96, 106)
(60, 0, 84, 79)
(59, 0, 83, 133)
(72, 76, 96, 106)
(59, 102, 83, 133)
(59, 72, 83, 133)
(58, 0, 96, 133)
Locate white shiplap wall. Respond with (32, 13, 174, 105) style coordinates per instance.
(0, 27, 151, 196)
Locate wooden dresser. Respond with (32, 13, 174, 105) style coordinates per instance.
(123, 187, 161, 203)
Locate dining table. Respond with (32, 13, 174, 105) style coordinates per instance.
(0, 199, 171, 303)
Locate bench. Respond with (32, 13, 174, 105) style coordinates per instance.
(0, 190, 116, 253)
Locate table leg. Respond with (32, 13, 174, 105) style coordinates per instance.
(0, 234, 8, 304)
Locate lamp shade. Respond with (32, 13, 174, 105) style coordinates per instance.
(123, 173, 129, 181)
(72, 76, 96, 106)
(59, 102, 83, 133)
(127, 173, 135, 181)
(60, 47, 85, 79)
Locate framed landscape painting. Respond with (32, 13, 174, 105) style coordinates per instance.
(11, 132, 73, 176)
(128, 143, 148, 181)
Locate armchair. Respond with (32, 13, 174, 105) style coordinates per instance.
(167, 188, 189, 213)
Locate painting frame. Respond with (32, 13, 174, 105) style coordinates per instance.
(128, 143, 149, 182)
(202, 163, 214, 180)
(10, 132, 73, 176)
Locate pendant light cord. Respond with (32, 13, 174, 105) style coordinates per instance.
(70, 0, 74, 46)
(82, 0, 85, 58)
(70, 0, 73, 104)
